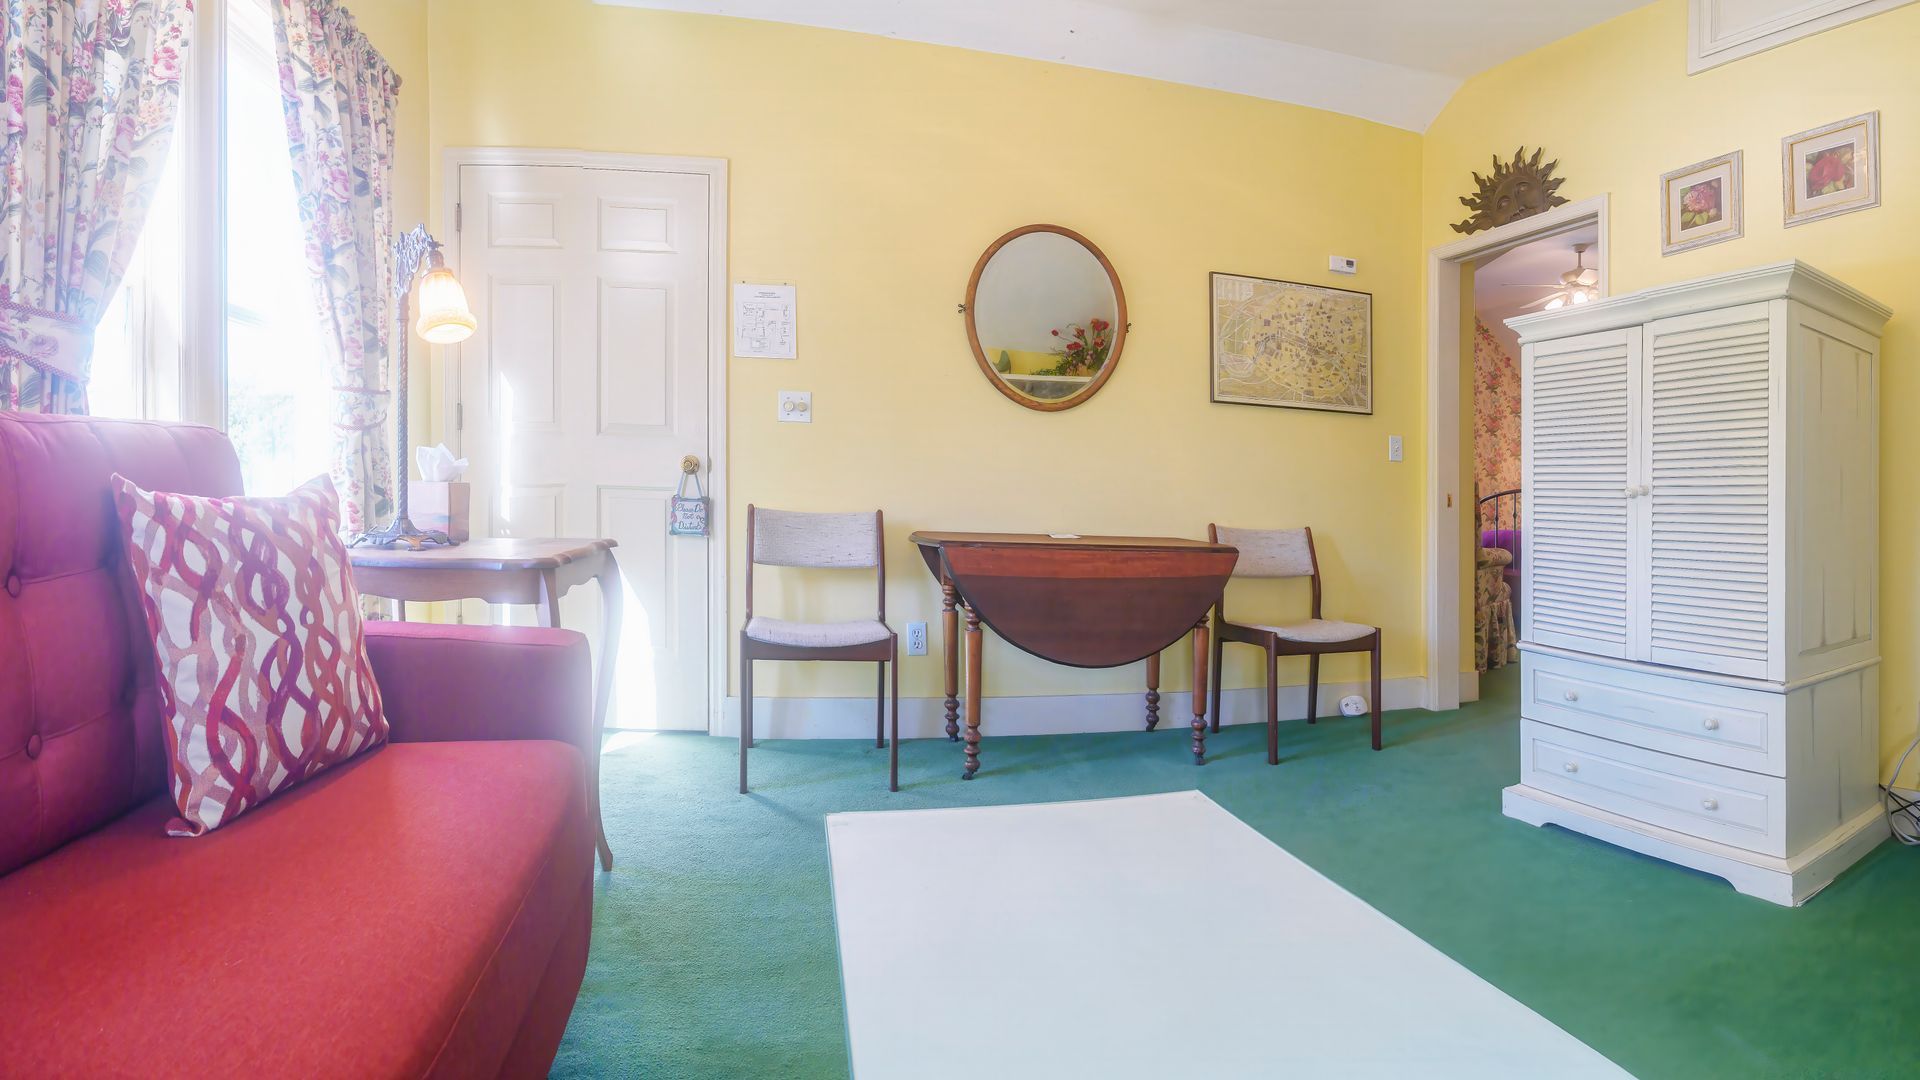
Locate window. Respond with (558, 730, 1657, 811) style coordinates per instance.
(222, 0, 332, 496)
(90, 0, 334, 499)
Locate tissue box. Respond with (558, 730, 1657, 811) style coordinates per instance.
(413, 482, 471, 542)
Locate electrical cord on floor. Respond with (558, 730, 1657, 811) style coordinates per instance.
(1883, 718, 1920, 846)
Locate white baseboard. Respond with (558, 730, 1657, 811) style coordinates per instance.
(720, 676, 1430, 740)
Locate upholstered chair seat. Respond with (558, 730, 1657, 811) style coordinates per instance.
(745, 616, 891, 649)
(1255, 618, 1376, 644)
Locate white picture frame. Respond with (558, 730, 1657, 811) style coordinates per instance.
(1660, 150, 1744, 256)
(1783, 111, 1881, 228)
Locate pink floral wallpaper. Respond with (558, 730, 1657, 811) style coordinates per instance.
(1473, 318, 1521, 498)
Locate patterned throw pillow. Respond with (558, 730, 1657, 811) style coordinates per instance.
(112, 474, 388, 836)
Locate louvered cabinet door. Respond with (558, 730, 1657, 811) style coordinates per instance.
(1641, 304, 1781, 680)
(1522, 328, 1641, 659)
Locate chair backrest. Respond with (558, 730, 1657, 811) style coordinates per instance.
(745, 505, 886, 621)
(1210, 523, 1322, 623)
(750, 508, 880, 568)
(1210, 525, 1317, 579)
(0, 413, 243, 877)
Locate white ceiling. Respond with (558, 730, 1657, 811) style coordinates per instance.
(1091, 1, 1647, 78)
(596, 0, 1648, 131)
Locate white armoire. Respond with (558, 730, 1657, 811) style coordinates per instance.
(1502, 262, 1890, 906)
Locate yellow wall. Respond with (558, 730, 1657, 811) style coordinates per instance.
(421, 0, 1428, 701)
(1424, 0, 1920, 773)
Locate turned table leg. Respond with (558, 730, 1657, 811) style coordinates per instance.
(590, 559, 621, 871)
(1190, 617, 1209, 765)
(942, 579, 960, 742)
(1145, 652, 1161, 731)
(963, 605, 983, 779)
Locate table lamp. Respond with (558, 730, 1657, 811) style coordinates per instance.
(352, 224, 476, 550)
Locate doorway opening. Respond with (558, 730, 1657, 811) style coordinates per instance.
(1424, 196, 1608, 711)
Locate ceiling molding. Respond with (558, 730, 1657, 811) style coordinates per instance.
(594, 0, 1463, 131)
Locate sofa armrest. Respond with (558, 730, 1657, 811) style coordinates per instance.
(364, 622, 595, 755)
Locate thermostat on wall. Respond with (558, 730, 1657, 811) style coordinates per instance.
(1329, 256, 1358, 275)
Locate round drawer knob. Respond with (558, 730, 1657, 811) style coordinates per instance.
(1563, 690, 1579, 702)
(1702, 717, 1721, 731)
(1701, 798, 1719, 811)
(1562, 762, 1579, 773)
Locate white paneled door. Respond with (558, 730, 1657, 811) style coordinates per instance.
(456, 161, 715, 730)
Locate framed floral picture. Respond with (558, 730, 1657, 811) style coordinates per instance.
(1660, 151, 1743, 256)
(1783, 112, 1880, 227)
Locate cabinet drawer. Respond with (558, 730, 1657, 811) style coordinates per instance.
(1521, 721, 1785, 856)
(1522, 653, 1785, 775)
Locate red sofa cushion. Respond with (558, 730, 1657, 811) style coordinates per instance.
(0, 414, 243, 875)
(0, 738, 592, 1077)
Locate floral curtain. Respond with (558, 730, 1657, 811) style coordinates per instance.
(0, 0, 192, 413)
(269, 0, 397, 536)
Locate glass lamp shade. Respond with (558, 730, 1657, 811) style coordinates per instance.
(415, 264, 477, 344)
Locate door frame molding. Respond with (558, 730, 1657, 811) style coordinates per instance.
(1424, 194, 1609, 711)
(440, 146, 731, 734)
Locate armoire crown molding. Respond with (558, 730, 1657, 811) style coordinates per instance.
(1507, 260, 1891, 344)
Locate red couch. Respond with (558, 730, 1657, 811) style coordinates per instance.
(0, 414, 595, 1077)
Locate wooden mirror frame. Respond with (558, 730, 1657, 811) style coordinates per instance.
(963, 224, 1128, 413)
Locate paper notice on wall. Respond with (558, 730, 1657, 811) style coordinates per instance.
(734, 283, 797, 359)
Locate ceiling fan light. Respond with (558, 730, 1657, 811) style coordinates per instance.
(1545, 296, 1566, 310)
(1570, 290, 1591, 305)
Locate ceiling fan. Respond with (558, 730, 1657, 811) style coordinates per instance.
(1521, 242, 1599, 310)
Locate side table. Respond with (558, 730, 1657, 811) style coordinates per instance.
(349, 537, 621, 871)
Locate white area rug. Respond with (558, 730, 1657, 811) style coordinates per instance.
(826, 791, 1629, 1079)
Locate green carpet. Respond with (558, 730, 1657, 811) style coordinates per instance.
(554, 668, 1920, 1079)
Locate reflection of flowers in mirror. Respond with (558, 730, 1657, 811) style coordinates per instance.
(1039, 317, 1112, 376)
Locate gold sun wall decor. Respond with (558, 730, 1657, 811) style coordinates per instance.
(1451, 147, 1570, 234)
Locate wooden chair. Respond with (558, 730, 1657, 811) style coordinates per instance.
(1206, 525, 1382, 764)
(741, 506, 900, 793)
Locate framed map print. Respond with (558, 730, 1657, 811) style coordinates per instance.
(1210, 272, 1372, 414)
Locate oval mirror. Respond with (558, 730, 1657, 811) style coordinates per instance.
(964, 225, 1127, 412)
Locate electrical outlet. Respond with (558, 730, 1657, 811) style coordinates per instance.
(1388, 434, 1403, 462)
(905, 621, 928, 656)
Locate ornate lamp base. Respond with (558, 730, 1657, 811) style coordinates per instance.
(351, 515, 454, 551)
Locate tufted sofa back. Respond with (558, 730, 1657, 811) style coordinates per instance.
(0, 413, 242, 876)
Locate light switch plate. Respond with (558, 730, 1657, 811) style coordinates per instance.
(1388, 434, 1403, 462)
(1330, 255, 1358, 275)
(778, 390, 812, 423)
